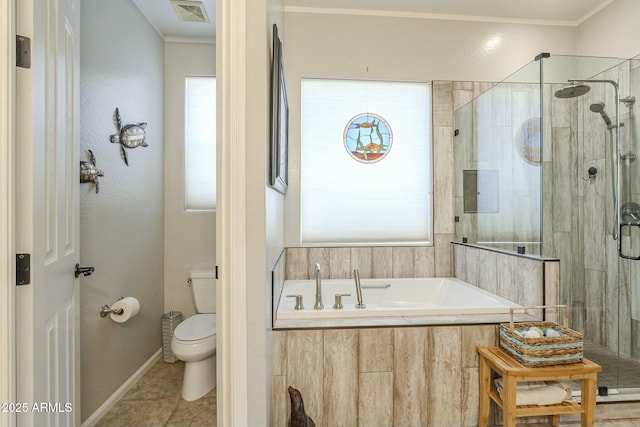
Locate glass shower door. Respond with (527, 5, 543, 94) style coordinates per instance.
(540, 53, 640, 395)
(613, 54, 640, 392)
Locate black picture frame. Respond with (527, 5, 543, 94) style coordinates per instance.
(270, 24, 288, 194)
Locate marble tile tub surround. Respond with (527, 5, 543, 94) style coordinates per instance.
(285, 245, 452, 281)
(278, 245, 452, 324)
(271, 325, 499, 427)
(279, 244, 559, 317)
(453, 242, 560, 321)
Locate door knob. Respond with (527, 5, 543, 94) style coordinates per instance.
(75, 264, 95, 278)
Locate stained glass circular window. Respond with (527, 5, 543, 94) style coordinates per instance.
(343, 113, 393, 163)
(515, 117, 541, 165)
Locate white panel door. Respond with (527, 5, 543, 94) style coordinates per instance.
(15, 0, 80, 425)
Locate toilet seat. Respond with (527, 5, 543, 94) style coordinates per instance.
(171, 313, 217, 401)
(174, 314, 216, 341)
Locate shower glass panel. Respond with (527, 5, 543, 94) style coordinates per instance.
(455, 53, 640, 395)
(539, 54, 633, 393)
(454, 59, 542, 254)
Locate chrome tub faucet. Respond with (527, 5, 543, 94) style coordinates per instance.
(314, 263, 323, 309)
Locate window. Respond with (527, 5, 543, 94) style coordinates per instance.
(300, 79, 432, 244)
(184, 76, 216, 210)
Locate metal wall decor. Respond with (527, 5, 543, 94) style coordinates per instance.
(110, 107, 148, 166)
(80, 149, 104, 193)
(269, 24, 289, 194)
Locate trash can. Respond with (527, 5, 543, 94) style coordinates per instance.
(161, 310, 183, 363)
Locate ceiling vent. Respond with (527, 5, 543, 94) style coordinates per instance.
(170, 0, 210, 23)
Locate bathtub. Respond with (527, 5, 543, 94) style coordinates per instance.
(275, 277, 521, 323)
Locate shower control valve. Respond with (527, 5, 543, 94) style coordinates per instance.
(582, 166, 598, 181)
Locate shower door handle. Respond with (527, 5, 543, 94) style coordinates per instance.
(618, 223, 640, 260)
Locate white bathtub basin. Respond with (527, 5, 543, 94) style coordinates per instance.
(276, 277, 521, 320)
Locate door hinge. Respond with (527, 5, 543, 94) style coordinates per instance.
(215, 265, 219, 279)
(16, 35, 31, 69)
(16, 253, 31, 286)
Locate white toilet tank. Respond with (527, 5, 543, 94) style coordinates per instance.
(190, 269, 216, 313)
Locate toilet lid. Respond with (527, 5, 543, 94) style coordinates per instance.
(174, 314, 216, 341)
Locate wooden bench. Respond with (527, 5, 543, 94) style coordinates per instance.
(477, 346, 601, 427)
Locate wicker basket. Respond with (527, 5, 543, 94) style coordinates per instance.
(499, 305, 583, 367)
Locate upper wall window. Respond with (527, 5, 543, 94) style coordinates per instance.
(184, 76, 216, 210)
(300, 79, 432, 244)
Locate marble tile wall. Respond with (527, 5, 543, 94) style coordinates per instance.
(453, 242, 560, 321)
(271, 325, 498, 427)
(284, 245, 450, 281)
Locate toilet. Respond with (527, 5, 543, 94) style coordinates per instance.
(171, 269, 217, 401)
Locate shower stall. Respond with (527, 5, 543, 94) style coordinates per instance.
(454, 53, 640, 395)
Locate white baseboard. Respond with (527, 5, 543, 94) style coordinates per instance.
(81, 348, 162, 427)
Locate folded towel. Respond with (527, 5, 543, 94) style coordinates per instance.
(495, 379, 547, 390)
(494, 377, 574, 406)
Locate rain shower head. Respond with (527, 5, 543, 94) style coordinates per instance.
(590, 102, 613, 128)
(554, 83, 591, 99)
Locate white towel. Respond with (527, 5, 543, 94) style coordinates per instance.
(494, 377, 574, 406)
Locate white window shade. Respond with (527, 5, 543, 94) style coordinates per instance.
(301, 79, 432, 244)
(184, 76, 216, 210)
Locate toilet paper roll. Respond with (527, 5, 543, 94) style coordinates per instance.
(110, 297, 140, 323)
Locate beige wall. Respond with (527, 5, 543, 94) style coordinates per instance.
(242, 0, 286, 424)
(577, 0, 640, 58)
(164, 42, 216, 318)
(79, 0, 164, 420)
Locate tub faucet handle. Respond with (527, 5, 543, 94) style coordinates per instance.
(333, 293, 351, 309)
(286, 294, 304, 310)
(354, 269, 366, 309)
(313, 263, 323, 310)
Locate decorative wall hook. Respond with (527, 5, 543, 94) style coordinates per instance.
(110, 107, 148, 166)
(80, 149, 104, 193)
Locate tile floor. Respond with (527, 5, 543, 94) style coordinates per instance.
(95, 359, 215, 427)
(531, 422, 640, 427)
(94, 355, 640, 427)
(584, 341, 640, 390)
(529, 423, 640, 427)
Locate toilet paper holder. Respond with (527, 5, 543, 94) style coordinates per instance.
(100, 297, 124, 318)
